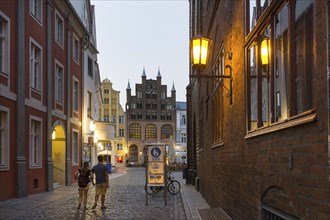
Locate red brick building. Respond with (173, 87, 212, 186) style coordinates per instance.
(187, 0, 329, 218)
(0, 0, 97, 200)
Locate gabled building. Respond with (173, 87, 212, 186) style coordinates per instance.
(188, 0, 329, 219)
(126, 68, 176, 166)
(99, 78, 127, 167)
(0, 0, 100, 200)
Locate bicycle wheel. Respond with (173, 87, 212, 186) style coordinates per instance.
(167, 180, 181, 195)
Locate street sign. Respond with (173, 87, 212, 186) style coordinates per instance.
(145, 143, 167, 206)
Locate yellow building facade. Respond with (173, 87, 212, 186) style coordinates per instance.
(100, 78, 127, 166)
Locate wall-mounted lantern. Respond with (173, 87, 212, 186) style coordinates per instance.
(191, 36, 211, 68)
(89, 121, 96, 134)
(190, 36, 233, 105)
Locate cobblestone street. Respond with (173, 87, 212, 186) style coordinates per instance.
(1, 167, 186, 220)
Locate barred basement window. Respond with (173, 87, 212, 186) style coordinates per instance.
(261, 204, 299, 220)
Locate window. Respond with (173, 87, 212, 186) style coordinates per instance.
(73, 80, 79, 112)
(104, 98, 109, 104)
(55, 62, 64, 104)
(87, 56, 93, 78)
(73, 34, 79, 63)
(0, 107, 9, 170)
(129, 123, 141, 138)
(181, 133, 187, 143)
(117, 143, 123, 151)
(137, 91, 142, 98)
(30, 117, 42, 168)
(55, 11, 64, 46)
(72, 131, 78, 165)
(161, 124, 172, 139)
(30, 41, 42, 91)
(145, 124, 157, 139)
(113, 116, 116, 123)
(0, 13, 9, 76)
(181, 115, 186, 126)
(119, 129, 124, 137)
(212, 48, 224, 144)
(30, 0, 42, 24)
(104, 89, 109, 94)
(161, 92, 166, 99)
(104, 115, 109, 122)
(245, 0, 314, 132)
(87, 91, 92, 118)
(119, 116, 124, 124)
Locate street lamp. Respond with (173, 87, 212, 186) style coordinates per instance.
(191, 36, 211, 68)
(89, 121, 96, 134)
(190, 35, 233, 105)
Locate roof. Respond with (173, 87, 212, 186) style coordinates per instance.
(176, 102, 186, 110)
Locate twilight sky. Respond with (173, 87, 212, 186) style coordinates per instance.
(91, 0, 190, 107)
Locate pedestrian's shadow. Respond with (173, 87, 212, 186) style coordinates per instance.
(73, 209, 89, 220)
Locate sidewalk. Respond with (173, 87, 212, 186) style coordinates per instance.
(0, 168, 209, 220)
(175, 172, 210, 220)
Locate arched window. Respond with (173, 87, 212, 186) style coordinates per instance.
(145, 124, 157, 139)
(129, 145, 138, 162)
(129, 123, 141, 138)
(161, 124, 172, 139)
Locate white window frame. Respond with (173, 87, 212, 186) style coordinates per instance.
(55, 60, 64, 104)
(119, 116, 124, 124)
(29, 0, 42, 25)
(72, 130, 79, 165)
(73, 77, 79, 113)
(0, 12, 10, 77)
(117, 143, 123, 151)
(119, 128, 124, 137)
(30, 38, 42, 92)
(55, 10, 64, 47)
(0, 106, 10, 171)
(72, 33, 79, 64)
(30, 116, 42, 168)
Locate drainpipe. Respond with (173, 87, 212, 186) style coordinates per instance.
(46, 0, 54, 192)
(66, 15, 72, 186)
(16, 0, 27, 198)
(327, 0, 330, 172)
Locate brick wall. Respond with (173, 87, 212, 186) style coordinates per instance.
(189, 0, 329, 219)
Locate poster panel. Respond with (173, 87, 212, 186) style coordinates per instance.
(148, 162, 164, 174)
(147, 174, 164, 185)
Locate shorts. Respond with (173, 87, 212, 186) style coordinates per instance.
(95, 183, 107, 196)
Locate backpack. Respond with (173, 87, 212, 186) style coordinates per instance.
(78, 168, 90, 188)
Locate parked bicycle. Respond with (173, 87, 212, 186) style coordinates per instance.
(145, 171, 181, 196)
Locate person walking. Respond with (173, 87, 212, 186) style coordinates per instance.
(75, 161, 94, 210)
(91, 155, 109, 210)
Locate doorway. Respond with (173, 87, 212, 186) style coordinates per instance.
(52, 125, 66, 185)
